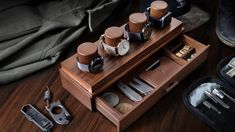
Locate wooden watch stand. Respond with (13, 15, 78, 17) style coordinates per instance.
(59, 18, 210, 131)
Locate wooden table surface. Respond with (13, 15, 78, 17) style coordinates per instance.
(0, 0, 234, 131)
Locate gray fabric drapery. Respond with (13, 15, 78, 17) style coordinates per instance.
(0, 0, 120, 85)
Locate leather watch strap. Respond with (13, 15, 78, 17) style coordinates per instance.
(101, 41, 118, 56)
(145, 7, 172, 29)
(124, 24, 143, 40)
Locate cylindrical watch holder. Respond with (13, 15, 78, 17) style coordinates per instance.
(145, 1, 172, 29)
(124, 13, 152, 41)
(129, 13, 147, 33)
(77, 42, 103, 73)
(104, 26, 123, 47)
(100, 26, 130, 56)
(150, 1, 168, 19)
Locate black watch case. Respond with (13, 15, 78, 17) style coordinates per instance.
(89, 57, 104, 73)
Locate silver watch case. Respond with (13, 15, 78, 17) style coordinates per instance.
(142, 23, 152, 40)
(99, 35, 130, 56)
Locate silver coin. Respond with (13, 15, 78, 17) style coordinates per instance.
(115, 103, 133, 114)
(101, 92, 119, 107)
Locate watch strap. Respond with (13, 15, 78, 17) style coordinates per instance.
(99, 35, 119, 56)
(124, 24, 143, 40)
(145, 7, 172, 29)
(101, 42, 119, 56)
(77, 61, 90, 72)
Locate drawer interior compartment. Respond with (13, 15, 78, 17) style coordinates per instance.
(96, 55, 183, 131)
(139, 56, 182, 89)
(95, 35, 210, 131)
(163, 35, 209, 66)
(60, 18, 183, 94)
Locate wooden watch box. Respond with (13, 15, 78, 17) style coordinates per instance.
(59, 18, 210, 131)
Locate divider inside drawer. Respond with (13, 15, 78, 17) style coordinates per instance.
(97, 55, 182, 115)
(163, 35, 208, 66)
(139, 56, 182, 89)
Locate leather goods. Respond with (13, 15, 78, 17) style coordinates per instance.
(124, 23, 152, 41)
(100, 26, 130, 56)
(76, 57, 103, 73)
(145, 1, 172, 29)
(184, 55, 235, 132)
(124, 13, 152, 41)
(150, 1, 168, 19)
(184, 77, 235, 132)
(77, 42, 103, 73)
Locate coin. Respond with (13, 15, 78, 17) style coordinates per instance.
(101, 92, 119, 107)
(115, 103, 133, 114)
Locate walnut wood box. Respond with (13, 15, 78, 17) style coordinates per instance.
(59, 18, 210, 131)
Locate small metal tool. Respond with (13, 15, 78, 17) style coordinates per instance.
(212, 89, 224, 99)
(219, 89, 235, 103)
(145, 59, 160, 71)
(21, 104, 53, 132)
(203, 101, 221, 114)
(44, 86, 70, 125)
(204, 90, 230, 109)
(129, 77, 153, 95)
(44, 86, 51, 107)
(213, 88, 235, 103)
(46, 101, 70, 125)
(117, 81, 142, 102)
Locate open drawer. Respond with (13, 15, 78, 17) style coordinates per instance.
(95, 35, 210, 131)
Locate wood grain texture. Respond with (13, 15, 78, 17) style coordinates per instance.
(0, 0, 231, 132)
(61, 18, 183, 94)
(94, 35, 209, 131)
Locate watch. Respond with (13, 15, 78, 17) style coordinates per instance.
(99, 35, 130, 56)
(77, 56, 103, 73)
(145, 7, 172, 29)
(124, 22, 152, 41)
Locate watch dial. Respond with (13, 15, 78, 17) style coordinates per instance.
(118, 40, 130, 56)
(143, 25, 152, 40)
(90, 57, 103, 73)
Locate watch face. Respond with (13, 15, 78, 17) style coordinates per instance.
(117, 40, 130, 56)
(142, 24, 152, 40)
(89, 57, 103, 73)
